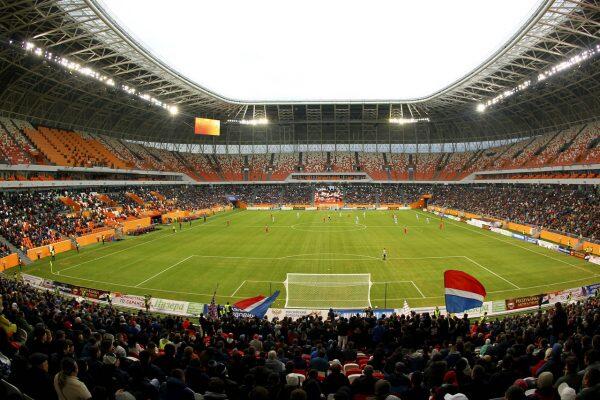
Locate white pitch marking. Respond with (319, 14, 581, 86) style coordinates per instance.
(411, 281, 426, 298)
(416, 210, 595, 275)
(135, 255, 194, 287)
(462, 256, 520, 289)
(56, 210, 241, 274)
(231, 280, 247, 297)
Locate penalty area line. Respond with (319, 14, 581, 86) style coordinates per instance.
(135, 255, 194, 287)
(231, 280, 247, 297)
(411, 281, 426, 298)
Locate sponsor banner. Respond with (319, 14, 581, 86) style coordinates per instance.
(505, 294, 544, 311)
(570, 250, 587, 259)
(54, 282, 108, 301)
(186, 302, 205, 316)
(537, 240, 560, 251)
(468, 219, 492, 229)
(583, 283, 600, 296)
(22, 274, 56, 290)
(22, 273, 45, 287)
(266, 308, 328, 320)
(292, 206, 306, 210)
(543, 287, 587, 304)
(70, 286, 110, 300)
(492, 300, 506, 313)
(525, 237, 538, 244)
(491, 227, 512, 236)
(512, 233, 525, 240)
(281, 207, 292, 211)
(111, 293, 146, 310)
(558, 246, 571, 255)
(247, 206, 274, 211)
(151, 297, 190, 316)
(459, 301, 493, 318)
(467, 219, 483, 228)
(446, 215, 461, 221)
(589, 256, 600, 265)
(336, 309, 396, 319)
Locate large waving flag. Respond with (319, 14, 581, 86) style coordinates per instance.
(233, 291, 280, 318)
(444, 270, 486, 313)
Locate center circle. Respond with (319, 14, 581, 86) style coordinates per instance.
(291, 222, 367, 233)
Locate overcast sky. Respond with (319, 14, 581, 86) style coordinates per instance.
(98, 0, 542, 102)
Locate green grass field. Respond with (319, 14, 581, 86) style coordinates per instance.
(20, 209, 599, 309)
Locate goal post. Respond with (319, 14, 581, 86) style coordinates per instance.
(284, 273, 372, 309)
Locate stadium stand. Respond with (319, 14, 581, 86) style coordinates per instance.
(271, 153, 298, 181)
(0, 117, 599, 183)
(303, 152, 327, 173)
(429, 184, 600, 241)
(359, 153, 387, 180)
(388, 153, 409, 180)
(1, 273, 599, 400)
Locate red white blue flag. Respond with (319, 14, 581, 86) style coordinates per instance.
(444, 270, 486, 313)
(232, 291, 280, 318)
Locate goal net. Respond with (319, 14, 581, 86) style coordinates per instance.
(284, 273, 372, 309)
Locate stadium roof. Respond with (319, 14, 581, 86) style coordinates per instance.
(0, 0, 599, 145)
(98, 0, 542, 103)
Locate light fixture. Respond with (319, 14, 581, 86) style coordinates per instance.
(476, 44, 600, 111)
(20, 40, 178, 116)
(389, 117, 430, 125)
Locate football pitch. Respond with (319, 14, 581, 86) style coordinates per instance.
(21, 209, 599, 309)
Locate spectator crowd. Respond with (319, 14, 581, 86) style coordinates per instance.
(0, 275, 599, 400)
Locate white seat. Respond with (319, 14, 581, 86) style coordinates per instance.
(343, 363, 359, 373)
(348, 374, 362, 384)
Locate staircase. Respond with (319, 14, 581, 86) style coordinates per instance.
(0, 234, 31, 265)
(96, 194, 117, 207)
(59, 196, 81, 211)
(150, 191, 166, 201)
(126, 192, 145, 206)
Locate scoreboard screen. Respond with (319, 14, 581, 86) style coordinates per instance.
(194, 117, 220, 136)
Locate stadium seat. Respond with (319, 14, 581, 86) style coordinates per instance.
(343, 363, 360, 373)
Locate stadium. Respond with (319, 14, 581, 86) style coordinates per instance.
(0, 0, 599, 399)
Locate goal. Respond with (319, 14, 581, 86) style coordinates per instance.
(284, 273, 372, 309)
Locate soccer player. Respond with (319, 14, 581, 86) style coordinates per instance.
(382, 248, 387, 261)
(75, 242, 80, 253)
(265, 225, 269, 233)
(227, 220, 230, 227)
(355, 216, 359, 225)
(439, 221, 444, 230)
(179, 220, 182, 230)
(102, 234, 105, 244)
(296, 212, 300, 219)
(50, 245, 55, 261)
(404, 227, 408, 234)
(416, 214, 419, 220)
(393, 214, 398, 225)
(271, 215, 275, 223)
(363, 211, 366, 218)
(172, 224, 176, 233)
(426, 217, 430, 224)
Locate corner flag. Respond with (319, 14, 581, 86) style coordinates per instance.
(444, 270, 486, 313)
